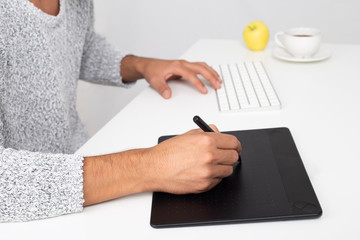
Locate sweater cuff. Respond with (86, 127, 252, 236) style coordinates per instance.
(0, 148, 84, 222)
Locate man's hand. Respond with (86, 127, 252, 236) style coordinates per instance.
(120, 56, 222, 99)
(83, 125, 241, 206)
(145, 126, 242, 194)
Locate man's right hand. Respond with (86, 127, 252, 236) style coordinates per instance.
(144, 126, 242, 194)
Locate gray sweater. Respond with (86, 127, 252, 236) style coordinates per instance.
(0, 0, 131, 222)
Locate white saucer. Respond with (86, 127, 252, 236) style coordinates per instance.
(272, 46, 332, 62)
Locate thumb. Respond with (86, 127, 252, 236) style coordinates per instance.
(152, 80, 172, 99)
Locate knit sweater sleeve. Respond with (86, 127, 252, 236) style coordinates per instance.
(79, 1, 134, 87)
(0, 146, 84, 222)
(0, 121, 84, 222)
(0, 40, 84, 222)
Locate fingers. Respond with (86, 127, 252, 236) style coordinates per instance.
(143, 59, 222, 99)
(185, 127, 241, 154)
(213, 149, 240, 165)
(171, 60, 221, 94)
(187, 61, 222, 88)
(150, 79, 172, 99)
(172, 64, 208, 94)
(214, 133, 242, 154)
(183, 130, 241, 174)
(211, 165, 234, 178)
(199, 178, 222, 193)
(208, 124, 220, 133)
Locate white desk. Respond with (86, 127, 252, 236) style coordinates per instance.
(3, 39, 360, 239)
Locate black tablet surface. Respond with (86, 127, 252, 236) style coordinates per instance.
(150, 127, 322, 228)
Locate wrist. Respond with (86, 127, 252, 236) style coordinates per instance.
(121, 55, 150, 82)
(83, 148, 159, 206)
(136, 147, 163, 193)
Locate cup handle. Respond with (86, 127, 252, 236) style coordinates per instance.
(274, 31, 285, 48)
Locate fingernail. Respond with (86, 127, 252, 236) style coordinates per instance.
(218, 77, 223, 83)
(216, 80, 222, 89)
(162, 89, 170, 99)
(202, 86, 208, 93)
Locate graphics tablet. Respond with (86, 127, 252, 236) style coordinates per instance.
(150, 127, 322, 228)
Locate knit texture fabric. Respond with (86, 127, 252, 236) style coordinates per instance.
(0, 0, 131, 221)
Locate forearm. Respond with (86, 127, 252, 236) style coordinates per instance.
(82, 148, 156, 206)
(82, 129, 241, 206)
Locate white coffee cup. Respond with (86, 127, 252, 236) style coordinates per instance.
(274, 28, 321, 58)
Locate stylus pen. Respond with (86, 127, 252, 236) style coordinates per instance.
(193, 115, 214, 132)
(193, 115, 241, 162)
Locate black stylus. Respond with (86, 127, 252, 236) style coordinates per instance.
(193, 115, 214, 132)
(193, 115, 241, 162)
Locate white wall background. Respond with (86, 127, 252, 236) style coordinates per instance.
(77, 0, 360, 136)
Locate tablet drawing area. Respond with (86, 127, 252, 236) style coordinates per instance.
(150, 127, 322, 228)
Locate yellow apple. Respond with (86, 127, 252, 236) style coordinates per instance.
(243, 21, 270, 51)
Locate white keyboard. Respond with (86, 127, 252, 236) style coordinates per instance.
(213, 61, 281, 112)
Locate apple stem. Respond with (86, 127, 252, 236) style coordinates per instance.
(249, 25, 256, 31)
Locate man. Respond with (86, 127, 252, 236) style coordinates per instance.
(0, 0, 241, 221)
